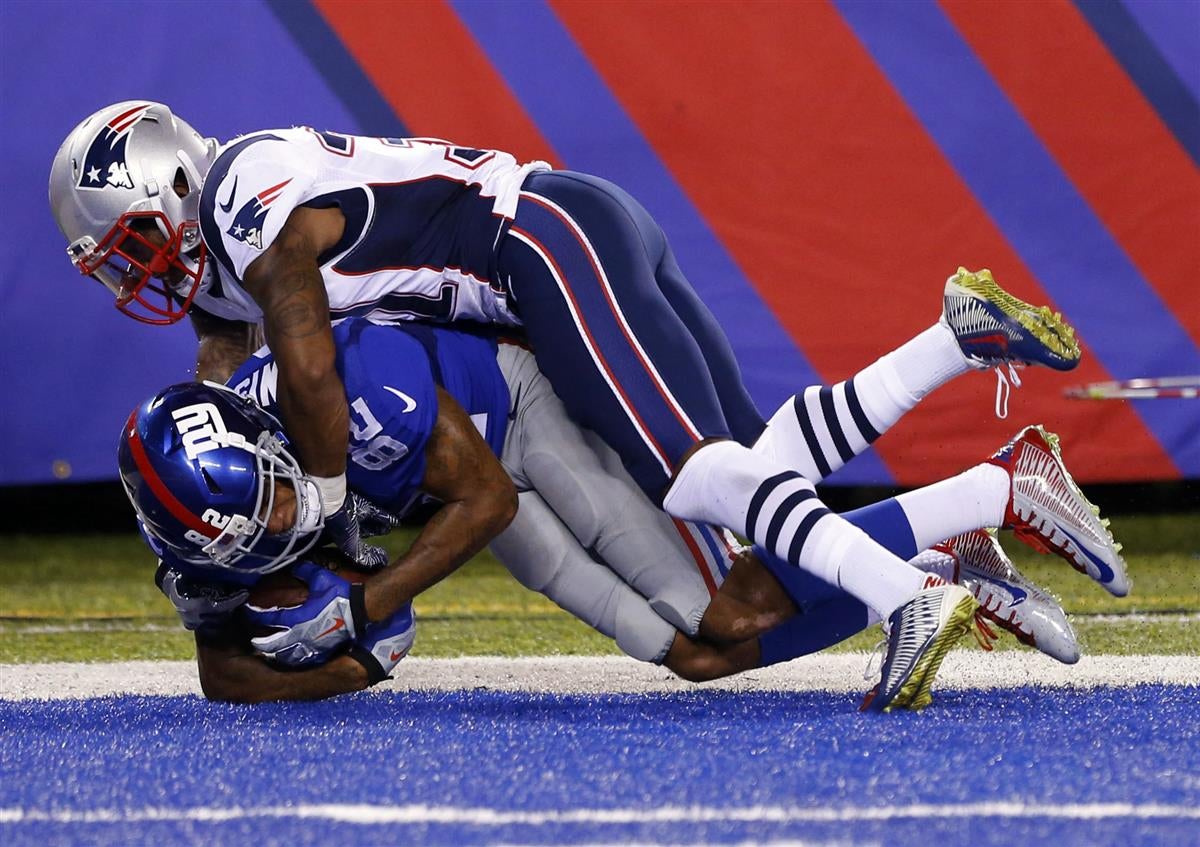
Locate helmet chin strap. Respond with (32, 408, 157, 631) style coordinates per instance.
(172, 143, 216, 298)
(183, 246, 214, 297)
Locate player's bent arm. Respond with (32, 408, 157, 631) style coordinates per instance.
(189, 307, 262, 383)
(362, 388, 518, 621)
(242, 205, 347, 478)
(194, 628, 370, 704)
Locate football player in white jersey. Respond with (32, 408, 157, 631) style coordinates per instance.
(53, 101, 1100, 710)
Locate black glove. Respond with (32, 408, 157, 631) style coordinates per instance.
(323, 495, 390, 571)
(155, 563, 248, 633)
(351, 493, 405, 538)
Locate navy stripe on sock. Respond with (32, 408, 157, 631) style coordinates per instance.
(786, 507, 833, 566)
(820, 386, 855, 464)
(746, 471, 802, 539)
(764, 487, 816, 553)
(844, 378, 881, 444)
(794, 393, 832, 478)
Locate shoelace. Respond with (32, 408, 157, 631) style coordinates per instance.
(972, 610, 999, 651)
(863, 627, 889, 682)
(993, 362, 1023, 419)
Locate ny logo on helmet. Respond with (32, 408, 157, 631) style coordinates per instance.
(77, 104, 151, 191)
(227, 178, 292, 250)
(172, 402, 235, 461)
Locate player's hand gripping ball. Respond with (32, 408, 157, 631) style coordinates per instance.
(242, 558, 371, 667)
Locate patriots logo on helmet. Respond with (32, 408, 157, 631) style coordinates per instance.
(227, 178, 292, 250)
(78, 103, 150, 191)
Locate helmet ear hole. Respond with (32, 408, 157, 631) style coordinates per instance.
(173, 167, 189, 199)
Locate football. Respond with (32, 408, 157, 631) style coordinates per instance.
(246, 550, 373, 609)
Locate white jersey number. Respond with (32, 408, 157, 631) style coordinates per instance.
(348, 396, 409, 471)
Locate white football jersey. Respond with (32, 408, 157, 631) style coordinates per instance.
(194, 127, 550, 325)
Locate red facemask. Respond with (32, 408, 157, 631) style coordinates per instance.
(75, 210, 206, 325)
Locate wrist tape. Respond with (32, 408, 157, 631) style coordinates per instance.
(312, 473, 348, 517)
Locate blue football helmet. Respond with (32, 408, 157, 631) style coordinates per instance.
(118, 382, 323, 575)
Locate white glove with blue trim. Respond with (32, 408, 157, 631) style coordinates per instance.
(244, 561, 365, 667)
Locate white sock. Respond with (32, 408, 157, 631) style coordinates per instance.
(896, 463, 1010, 551)
(854, 322, 971, 427)
(753, 324, 969, 482)
(663, 441, 927, 618)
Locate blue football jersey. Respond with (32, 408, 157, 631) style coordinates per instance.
(227, 318, 510, 516)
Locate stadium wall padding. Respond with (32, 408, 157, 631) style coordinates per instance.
(2, 0, 1196, 487)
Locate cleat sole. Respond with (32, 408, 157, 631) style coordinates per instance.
(948, 268, 1082, 369)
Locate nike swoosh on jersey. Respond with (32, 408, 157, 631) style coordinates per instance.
(382, 386, 418, 412)
(218, 176, 238, 213)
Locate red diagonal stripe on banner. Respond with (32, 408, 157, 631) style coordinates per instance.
(553, 0, 1176, 483)
(312, 0, 561, 166)
(942, 0, 1200, 351)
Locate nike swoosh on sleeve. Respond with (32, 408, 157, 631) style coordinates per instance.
(382, 385, 418, 413)
(218, 175, 238, 213)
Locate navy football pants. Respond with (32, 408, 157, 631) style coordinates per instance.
(500, 171, 765, 499)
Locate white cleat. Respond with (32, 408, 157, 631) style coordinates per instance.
(988, 425, 1131, 597)
(860, 578, 978, 713)
(933, 529, 1080, 664)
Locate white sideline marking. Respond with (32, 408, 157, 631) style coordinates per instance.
(1, 802, 1197, 826)
(0, 623, 180, 634)
(6, 612, 1195, 635)
(1079, 613, 1200, 624)
(1, 654, 1198, 700)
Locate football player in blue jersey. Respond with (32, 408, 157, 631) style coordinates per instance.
(60, 102, 1107, 710)
(123, 319, 1102, 706)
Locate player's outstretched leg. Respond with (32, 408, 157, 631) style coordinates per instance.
(753, 267, 1083, 481)
(663, 439, 978, 712)
(987, 425, 1130, 596)
(753, 321, 969, 481)
(505, 175, 978, 711)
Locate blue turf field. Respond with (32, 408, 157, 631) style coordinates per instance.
(2, 685, 1198, 845)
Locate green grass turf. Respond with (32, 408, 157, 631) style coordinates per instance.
(0, 513, 1196, 664)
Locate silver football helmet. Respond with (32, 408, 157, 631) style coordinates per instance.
(48, 101, 219, 325)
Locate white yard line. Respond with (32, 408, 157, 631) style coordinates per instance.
(5, 612, 1195, 635)
(1, 801, 1196, 826)
(0, 623, 180, 634)
(1077, 613, 1200, 624)
(1, 654, 1197, 700)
